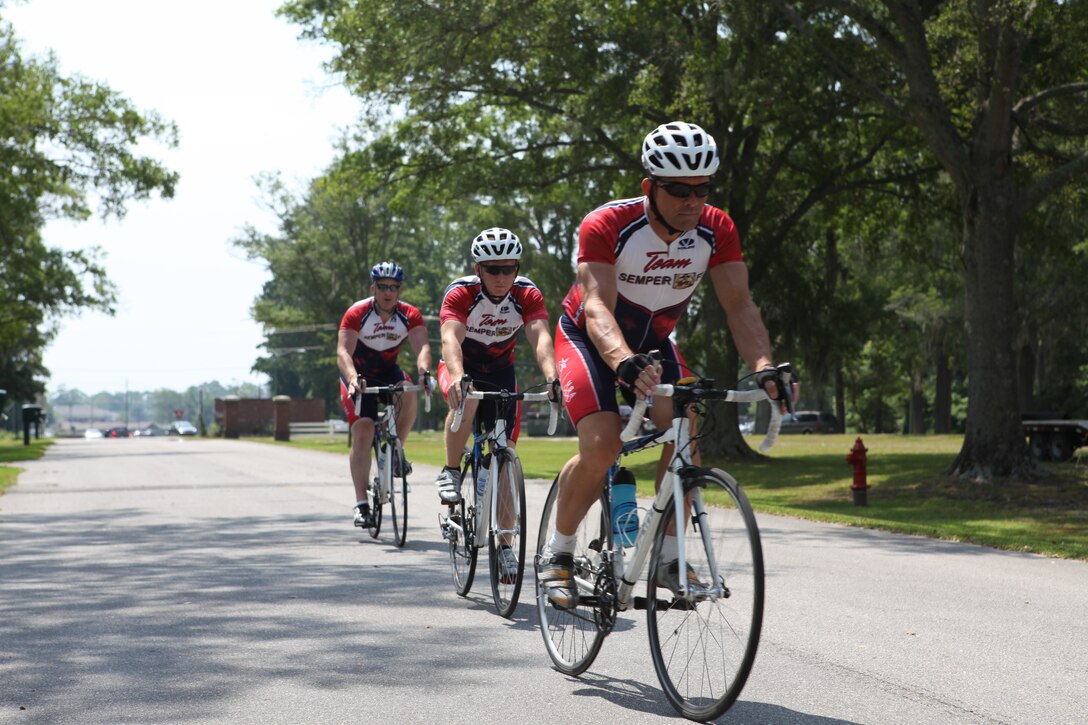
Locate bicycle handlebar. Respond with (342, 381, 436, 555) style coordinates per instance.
(353, 382, 431, 417)
(620, 384, 784, 453)
(450, 383, 560, 436)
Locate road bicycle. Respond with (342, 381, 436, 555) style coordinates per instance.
(535, 364, 792, 721)
(355, 377, 431, 547)
(439, 379, 559, 618)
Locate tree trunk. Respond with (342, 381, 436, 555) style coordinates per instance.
(834, 366, 845, 434)
(909, 377, 926, 434)
(1016, 343, 1035, 412)
(699, 303, 758, 459)
(933, 348, 952, 434)
(945, 186, 1035, 479)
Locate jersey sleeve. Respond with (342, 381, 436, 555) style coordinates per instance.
(340, 299, 370, 330)
(439, 284, 474, 325)
(706, 208, 743, 267)
(577, 208, 620, 265)
(404, 303, 426, 330)
(518, 284, 549, 324)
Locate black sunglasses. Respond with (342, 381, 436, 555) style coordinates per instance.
(375, 282, 401, 292)
(481, 264, 519, 276)
(655, 179, 713, 199)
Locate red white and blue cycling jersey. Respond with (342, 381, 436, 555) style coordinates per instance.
(340, 298, 426, 379)
(557, 197, 743, 425)
(440, 276, 549, 375)
(561, 197, 742, 351)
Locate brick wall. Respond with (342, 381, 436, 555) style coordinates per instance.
(213, 398, 326, 436)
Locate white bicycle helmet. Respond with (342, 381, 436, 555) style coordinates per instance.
(370, 261, 405, 281)
(470, 227, 523, 262)
(641, 121, 720, 177)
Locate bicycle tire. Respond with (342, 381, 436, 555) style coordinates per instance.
(366, 473, 382, 539)
(388, 440, 408, 548)
(488, 450, 526, 618)
(449, 455, 478, 596)
(645, 468, 764, 721)
(535, 475, 609, 676)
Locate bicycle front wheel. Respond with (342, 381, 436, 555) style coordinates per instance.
(388, 441, 408, 548)
(645, 468, 764, 721)
(449, 457, 478, 596)
(488, 450, 526, 618)
(535, 475, 609, 676)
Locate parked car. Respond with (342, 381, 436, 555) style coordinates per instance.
(171, 420, 199, 436)
(83, 428, 104, 439)
(104, 426, 131, 438)
(135, 424, 167, 437)
(780, 410, 839, 434)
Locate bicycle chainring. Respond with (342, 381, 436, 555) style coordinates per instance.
(593, 564, 617, 633)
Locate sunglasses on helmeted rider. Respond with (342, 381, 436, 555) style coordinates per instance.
(481, 264, 519, 276)
(375, 283, 401, 292)
(655, 179, 713, 199)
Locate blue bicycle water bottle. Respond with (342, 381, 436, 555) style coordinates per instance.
(611, 467, 639, 547)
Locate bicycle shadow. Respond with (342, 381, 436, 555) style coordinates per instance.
(567, 671, 861, 723)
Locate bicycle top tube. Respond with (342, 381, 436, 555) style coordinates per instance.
(621, 381, 783, 453)
(354, 383, 425, 395)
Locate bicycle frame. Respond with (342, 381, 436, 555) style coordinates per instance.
(607, 385, 781, 608)
(451, 387, 558, 548)
(355, 382, 431, 498)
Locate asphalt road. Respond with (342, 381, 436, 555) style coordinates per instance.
(2, 437, 1086, 724)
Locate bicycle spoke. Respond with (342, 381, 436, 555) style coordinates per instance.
(489, 452, 526, 618)
(646, 471, 764, 721)
(535, 476, 609, 676)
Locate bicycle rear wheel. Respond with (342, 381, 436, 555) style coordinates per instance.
(388, 441, 408, 548)
(535, 475, 609, 676)
(645, 468, 764, 721)
(448, 456, 478, 596)
(488, 451, 526, 618)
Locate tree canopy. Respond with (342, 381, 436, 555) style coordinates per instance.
(0, 18, 178, 402)
(242, 1, 1087, 479)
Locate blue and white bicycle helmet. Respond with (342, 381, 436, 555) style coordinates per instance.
(641, 121, 720, 177)
(470, 227, 522, 262)
(370, 261, 405, 281)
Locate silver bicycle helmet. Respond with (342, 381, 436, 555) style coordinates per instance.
(640, 121, 720, 177)
(470, 227, 523, 262)
(370, 261, 405, 281)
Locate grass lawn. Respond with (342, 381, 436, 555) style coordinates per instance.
(0, 435, 52, 495)
(252, 431, 1088, 561)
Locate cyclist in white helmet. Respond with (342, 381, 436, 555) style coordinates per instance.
(539, 122, 794, 609)
(337, 261, 432, 528)
(433, 227, 559, 505)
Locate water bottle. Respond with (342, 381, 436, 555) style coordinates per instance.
(475, 453, 491, 497)
(611, 467, 639, 547)
(377, 446, 386, 474)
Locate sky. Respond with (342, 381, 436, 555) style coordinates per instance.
(5, 0, 360, 395)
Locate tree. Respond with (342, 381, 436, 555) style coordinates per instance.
(279, 0, 928, 457)
(0, 19, 178, 400)
(776, 1, 1088, 478)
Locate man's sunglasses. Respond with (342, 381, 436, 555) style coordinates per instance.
(655, 179, 713, 199)
(375, 283, 401, 292)
(481, 264, 519, 276)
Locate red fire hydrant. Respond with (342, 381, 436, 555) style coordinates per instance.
(846, 437, 869, 506)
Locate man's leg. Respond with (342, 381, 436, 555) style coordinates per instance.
(436, 397, 478, 503)
(350, 418, 377, 526)
(553, 411, 622, 537)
